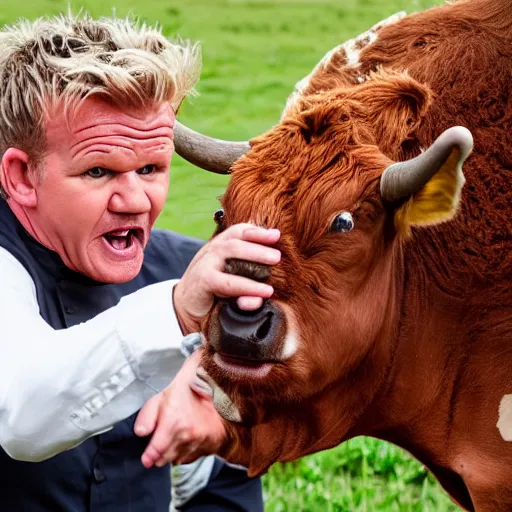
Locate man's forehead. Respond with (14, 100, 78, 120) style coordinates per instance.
(45, 97, 175, 146)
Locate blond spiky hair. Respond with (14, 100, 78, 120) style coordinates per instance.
(0, 12, 201, 196)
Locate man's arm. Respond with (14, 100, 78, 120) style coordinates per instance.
(0, 224, 280, 463)
(0, 247, 186, 461)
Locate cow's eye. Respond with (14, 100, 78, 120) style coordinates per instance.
(331, 212, 354, 233)
(213, 208, 224, 224)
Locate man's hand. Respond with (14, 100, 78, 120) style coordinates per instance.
(173, 224, 281, 334)
(134, 350, 226, 468)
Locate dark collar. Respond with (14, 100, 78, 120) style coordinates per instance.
(1, 198, 106, 286)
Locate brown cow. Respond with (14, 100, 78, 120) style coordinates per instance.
(175, 0, 512, 510)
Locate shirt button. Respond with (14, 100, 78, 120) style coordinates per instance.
(93, 467, 106, 484)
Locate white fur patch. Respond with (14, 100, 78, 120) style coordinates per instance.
(278, 303, 300, 360)
(345, 21, 381, 65)
(497, 395, 512, 441)
(281, 331, 298, 360)
(212, 385, 242, 423)
(282, 12, 406, 119)
(196, 367, 242, 423)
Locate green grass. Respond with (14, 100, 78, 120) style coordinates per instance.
(264, 437, 459, 511)
(1, 0, 462, 510)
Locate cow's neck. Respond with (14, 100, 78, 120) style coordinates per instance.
(222, 245, 403, 475)
(357, 235, 470, 465)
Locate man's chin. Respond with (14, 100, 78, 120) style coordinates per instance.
(82, 252, 144, 283)
(93, 258, 144, 283)
(84, 237, 145, 283)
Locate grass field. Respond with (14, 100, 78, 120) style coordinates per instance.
(1, 0, 463, 510)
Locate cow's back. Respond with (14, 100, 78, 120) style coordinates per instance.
(356, 0, 512, 289)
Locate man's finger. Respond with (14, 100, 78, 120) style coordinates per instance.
(157, 440, 203, 467)
(210, 273, 274, 299)
(237, 296, 263, 311)
(216, 223, 256, 241)
(134, 393, 161, 437)
(142, 419, 179, 468)
(242, 227, 280, 245)
(219, 224, 280, 246)
(190, 376, 214, 399)
(141, 441, 164, 469)
(220, 238, 281, 265)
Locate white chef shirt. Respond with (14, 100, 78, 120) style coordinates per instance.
(0, 246, 191, 463)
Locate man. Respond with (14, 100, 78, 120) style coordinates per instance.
(0, 13, 280, 512)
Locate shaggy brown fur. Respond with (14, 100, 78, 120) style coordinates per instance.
(202, 1, 512, 510)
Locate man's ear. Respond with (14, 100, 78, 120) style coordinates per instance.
(351, 71, 433, 158)
(0, 148, 38, 207)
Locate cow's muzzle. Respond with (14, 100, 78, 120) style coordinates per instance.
(213, 299, 284, 361)
(204, 258, 288, 376)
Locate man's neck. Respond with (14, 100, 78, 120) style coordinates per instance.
(6, 198, 56, 253)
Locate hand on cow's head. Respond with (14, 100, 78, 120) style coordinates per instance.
(194, 89, 401, 429)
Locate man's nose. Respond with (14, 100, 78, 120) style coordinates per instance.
(108, 172, 152, 214)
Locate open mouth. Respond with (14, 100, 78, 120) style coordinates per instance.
(103, 228, 144, 252)
(213, 352, 273, 378)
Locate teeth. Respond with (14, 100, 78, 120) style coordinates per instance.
(110, 229, 130, 236)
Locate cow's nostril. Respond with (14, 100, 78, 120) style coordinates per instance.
(256, 313, 273, 340)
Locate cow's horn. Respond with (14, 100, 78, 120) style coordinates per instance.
(173, 121, 251, 174)
(380, 126, 473, 201)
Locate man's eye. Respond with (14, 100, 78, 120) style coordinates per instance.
(85, 167, 110, 178)
(137, 165, 157, 175)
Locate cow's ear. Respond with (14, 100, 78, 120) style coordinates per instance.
(380, 126, 473, 237)
(351, 71, 433, 157)
(393, 148, 465, 237)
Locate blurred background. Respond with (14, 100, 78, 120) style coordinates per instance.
(1, 0, 462, 510)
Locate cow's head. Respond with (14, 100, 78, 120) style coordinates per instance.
(175, 71, 473, 474)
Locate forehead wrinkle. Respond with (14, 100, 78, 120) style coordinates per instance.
(73, 143, 135, 162)
(71, 123, 174, 144)
(73, 116, 174, 135)
(70, 133, 173, 160)
(68, 97, 175, 133)
(45, 97, 175, 158)
(70, 123, 174, 146)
